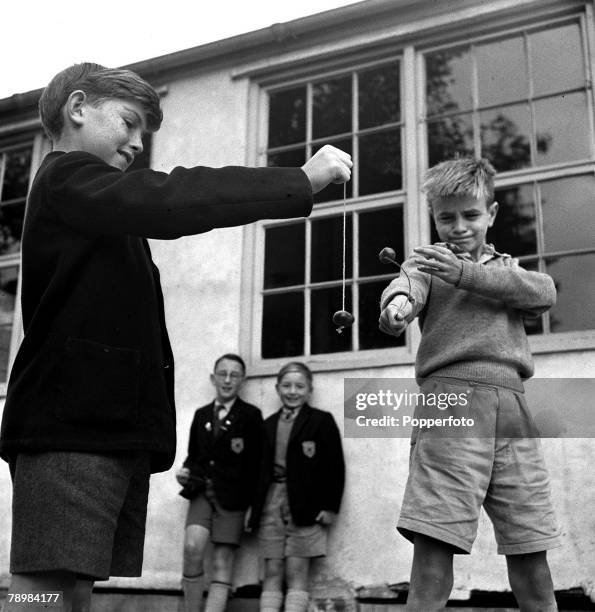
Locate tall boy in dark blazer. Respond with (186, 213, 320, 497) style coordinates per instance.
(0, 62, 351, 612)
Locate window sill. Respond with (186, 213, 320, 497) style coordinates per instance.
(245, 330, 595, 381)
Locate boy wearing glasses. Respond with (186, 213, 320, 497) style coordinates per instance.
(176, 353, 263, 612)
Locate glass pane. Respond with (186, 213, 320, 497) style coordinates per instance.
(477, 35, 528, 106)
(312, 76, 352, 139)
(311, 286, 352, 354)
(359, 280, 405, 349)
(358, 63, 400, 129)
(359, 129, 402, 195)
(480, 104, 532, 171)
(491, 184, 537, 257)
(425, 47, 473, 117)
(313, 138, 353, 203)
(262, 292, 304, 358)
(264, 223, 305, 289)
(311, 214, 352, 283)
(540, 175, 595, 253)
(268, 87, 307, 147)
(534, 92, 591, 166)
(427, 114, 474, 167)
(2, 148, 32, 201)
(267, 148, 306, 168)
(547, 253, 595, 333)
(0, 200, 26, 256)
(531, 22, 585, 97)
(359, 206, 404, 277)
(522, 260, 544, 335)
(0, 265, 18, 383)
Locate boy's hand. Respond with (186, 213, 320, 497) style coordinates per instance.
(176, 466, 190, 485)
(315, 510, 337, 526)
(302, 145, 353, 193)
(412, 245, 463, 285)
(379, 295, 412, 336)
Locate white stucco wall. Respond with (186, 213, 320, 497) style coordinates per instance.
(1, 0, 595, 602)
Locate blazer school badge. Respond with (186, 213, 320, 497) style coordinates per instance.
(231, 437, 244, 454)
(302, 441, 316, 458)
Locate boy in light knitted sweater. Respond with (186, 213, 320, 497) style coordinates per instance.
(379, 158, 560, 612)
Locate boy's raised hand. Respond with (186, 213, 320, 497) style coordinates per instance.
(379, 295, 412, 337)
(412, 245, 463, 285)
(302, 145, 353, 193)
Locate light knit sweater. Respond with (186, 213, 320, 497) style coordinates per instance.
(380, 245, 556, 390)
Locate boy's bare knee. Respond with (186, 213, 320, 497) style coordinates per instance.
(211, 544, 235, 576)
(507, 552, 556, 610)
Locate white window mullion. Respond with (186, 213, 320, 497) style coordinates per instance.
(304, 219, 312, 357)
(352, 211, 360, 352)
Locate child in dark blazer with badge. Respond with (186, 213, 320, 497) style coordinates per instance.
(176, 353, 263, 612)
(253, 362, 345, 612)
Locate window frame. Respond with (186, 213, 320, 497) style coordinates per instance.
(240, 2, 595, 375)
(0, 132, 49, 396)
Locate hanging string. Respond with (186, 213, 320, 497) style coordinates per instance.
(341, 182, 347, 312)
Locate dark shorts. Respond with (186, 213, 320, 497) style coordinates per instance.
(10, 451, 150, 580)
(185, 483, 245, 546)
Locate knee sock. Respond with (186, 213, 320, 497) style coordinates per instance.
(284, 589, 309, 612)
(204, 580, 232, 612)
(260, 589, 284, 612)
(181, 572, 204, 612)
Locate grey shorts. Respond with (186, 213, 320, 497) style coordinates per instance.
(258, 483, 327, 560)
(10, 451, 150, 580)
(185, 483, 245, 546)
(398, 377, 562, 555)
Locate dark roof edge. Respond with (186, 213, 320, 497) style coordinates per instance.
(0, 0, 415, 113)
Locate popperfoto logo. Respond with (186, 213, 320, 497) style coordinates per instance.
(343, 378, 595, 438)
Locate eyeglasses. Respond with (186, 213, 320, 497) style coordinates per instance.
(214, 371, 244, 381)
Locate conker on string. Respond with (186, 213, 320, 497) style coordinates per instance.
(332, 310, 354, 333)
(379, 247, 397, 265)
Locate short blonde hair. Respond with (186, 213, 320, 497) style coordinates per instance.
(423, 157, 496, 207)
(276, 361, 313, 387)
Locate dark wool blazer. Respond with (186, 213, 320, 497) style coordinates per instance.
(252, 404, 345, 527)
(182, 397, 263, 511)
(0, 151, 312, 473)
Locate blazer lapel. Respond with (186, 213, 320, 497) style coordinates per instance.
(288, 403, 310, 444)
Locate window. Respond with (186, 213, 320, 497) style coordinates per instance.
(262, 60, 407, 359)
(0, 143, 33, 383)
(250, 7, 595, 367)
(423, 16, 595, 337)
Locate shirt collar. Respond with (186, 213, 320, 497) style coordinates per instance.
(281, 405, 302, 421)
(458, 243, 505, 264)
(214, 398, 235, 417)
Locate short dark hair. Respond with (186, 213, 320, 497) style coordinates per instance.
(213, 353, 246, 374)
(39, 62, 163, 142)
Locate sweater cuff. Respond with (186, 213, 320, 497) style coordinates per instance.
(457, 261, 475, 289)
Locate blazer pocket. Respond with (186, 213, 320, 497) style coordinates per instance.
(55, 337, 141, 428)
